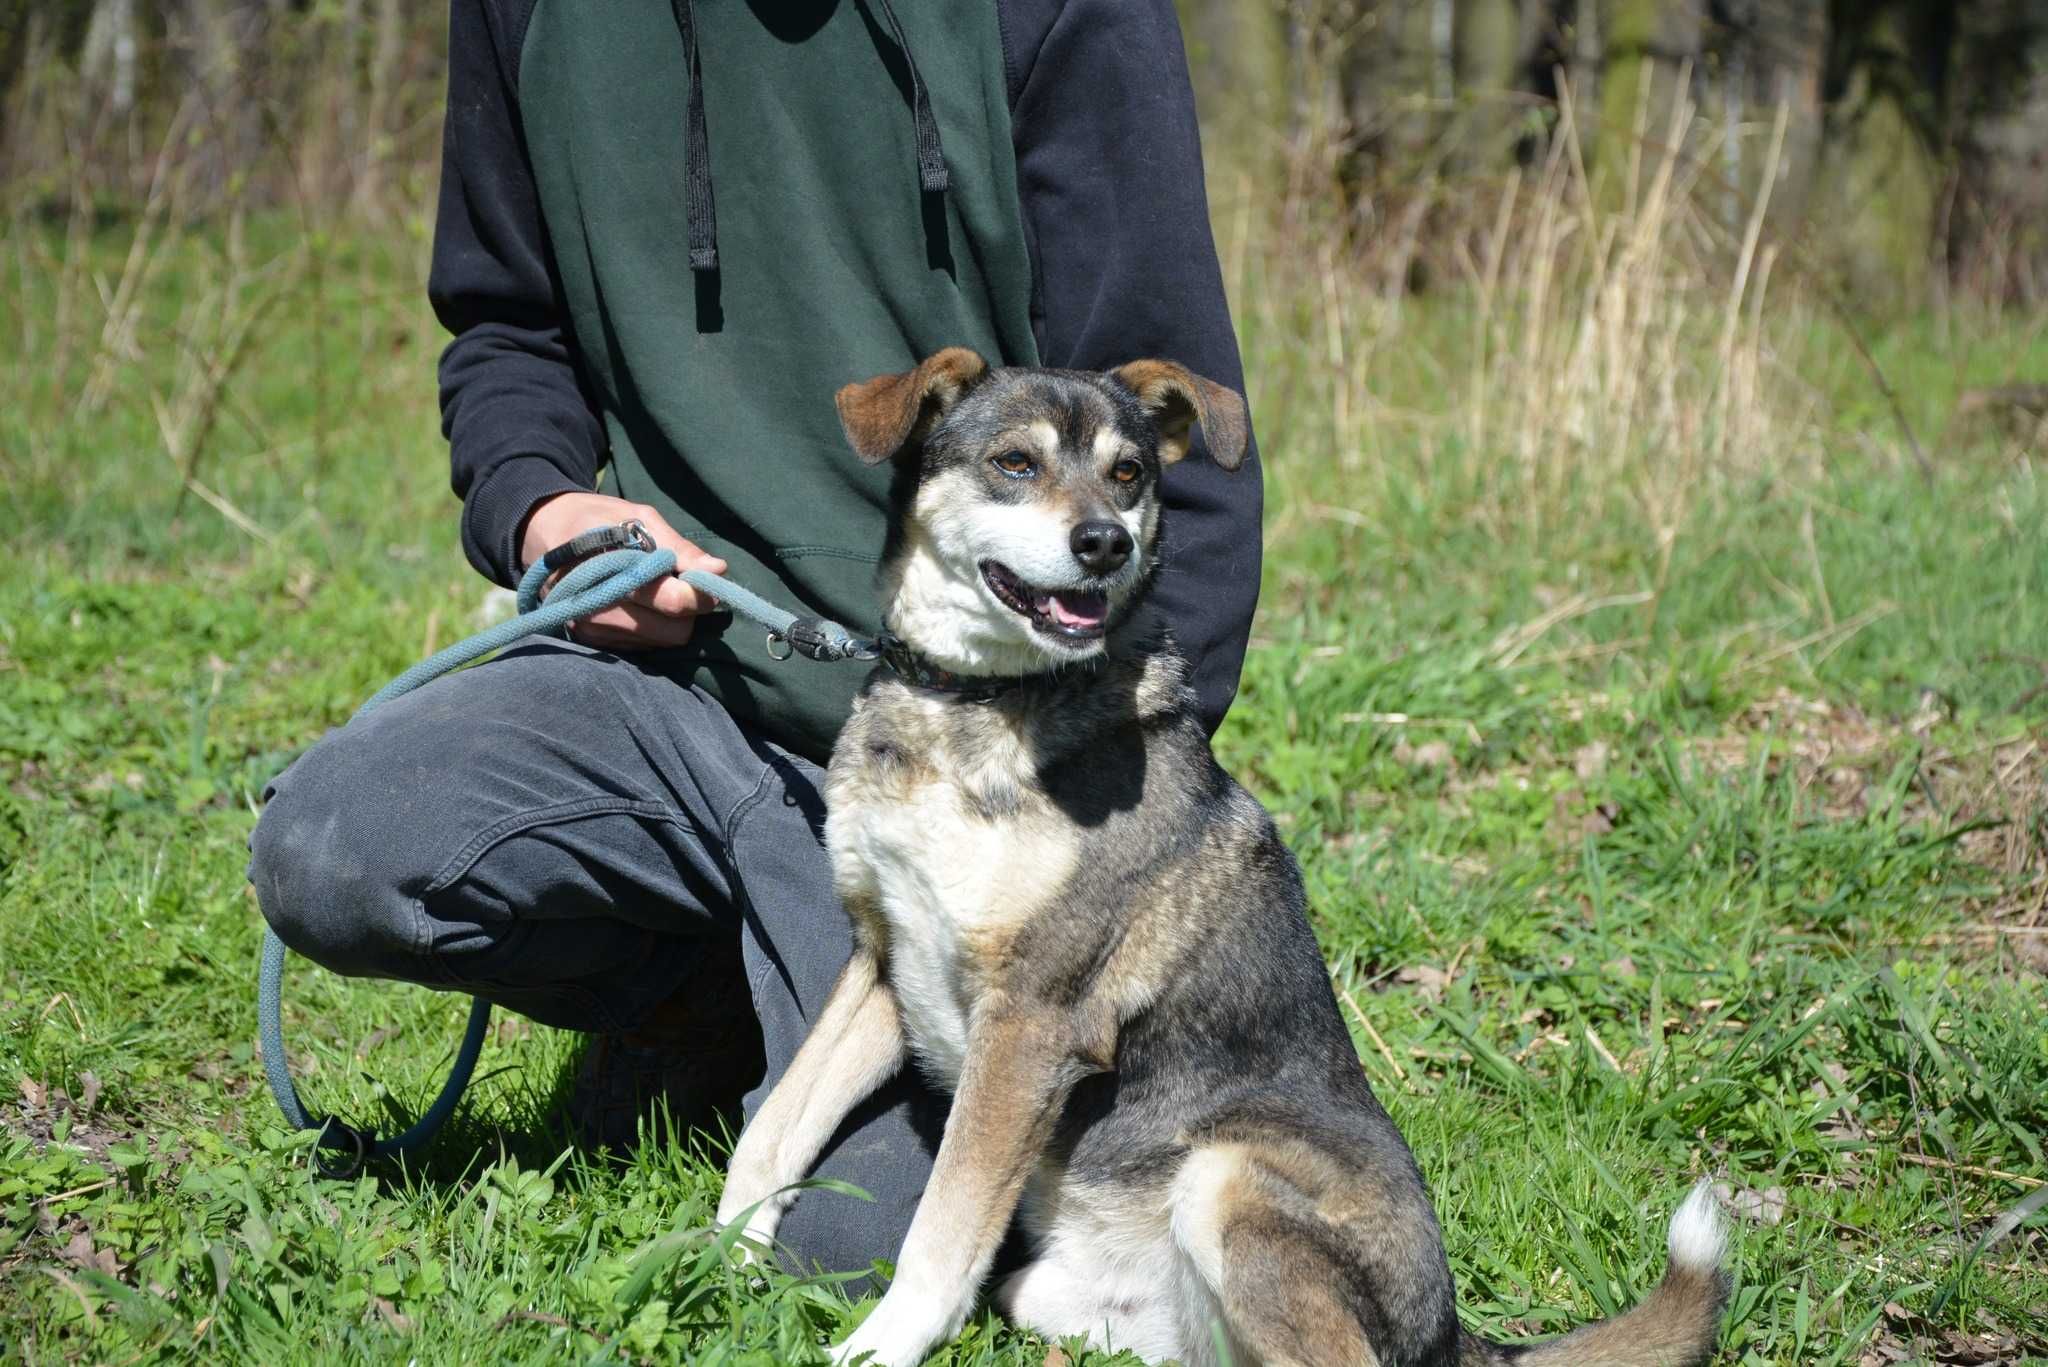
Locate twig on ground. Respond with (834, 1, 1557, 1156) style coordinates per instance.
(496, 1309, 607, 1342)
(1896, 1153, 2042, 1189)
(1333, 977, 1410, 1087)
(1337, 711, 1484, 747)
(40, 1177, 120, 1205)
(1488, 592, 1654, 669)
(172, 471, 278, 546)
(1584, 1025, 1623, 1073)
(1734, 602, 1896, 675)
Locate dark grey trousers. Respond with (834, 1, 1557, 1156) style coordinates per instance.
(247, 636, 942, 1273)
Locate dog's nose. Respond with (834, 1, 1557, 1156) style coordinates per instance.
(1069, 520, 1134, 576)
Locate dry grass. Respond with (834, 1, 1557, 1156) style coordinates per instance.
(1226, 77, 1836, 552)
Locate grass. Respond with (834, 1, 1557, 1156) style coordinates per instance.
(2, 184, 2045, 1366)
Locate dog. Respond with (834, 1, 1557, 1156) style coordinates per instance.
(715, 348, 1730, 1367)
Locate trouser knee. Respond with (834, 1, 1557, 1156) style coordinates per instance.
(248, 737, 428, 982)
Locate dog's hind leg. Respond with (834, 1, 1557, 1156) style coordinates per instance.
(717, 950, 904, 1251)
(1172, 1145, 1464, 1367)
(1168, 1147, 1365, 1367)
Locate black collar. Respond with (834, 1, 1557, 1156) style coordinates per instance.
(874, 635, 1093, 703)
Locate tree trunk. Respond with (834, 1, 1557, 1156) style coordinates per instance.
(1814, 0, 1955, 309)
(1595, 0, 1703, 178)
(1452, 0, 1521, 168)
(1339, 0, 1458, 182)
(1176, 0, 1289, 203)
(1746, 0, 1828, 232)
(80, 0, 138, 115)
(354, 0, 403, 217)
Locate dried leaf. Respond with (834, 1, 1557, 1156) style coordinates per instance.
(1395, 964, 1451, 1003)
(356, 1025, 399, 1059)
(1582, 801, 1619, 836)
(60, 1230, 118, 1276)
(1393, 738, 1455, 771)
(1712, 1181, 1787, 1226)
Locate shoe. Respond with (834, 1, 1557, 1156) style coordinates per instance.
(565, 934, 765, 1152)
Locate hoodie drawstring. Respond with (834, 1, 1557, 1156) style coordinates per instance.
(669, 0, 720, 272)
(667, 0, 950, 274)
(870, 0, 951, 194)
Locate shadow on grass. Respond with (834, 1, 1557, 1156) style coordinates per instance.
(321, 1031, 750, 1194)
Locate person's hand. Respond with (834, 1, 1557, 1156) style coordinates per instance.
(519, 492, 728, 649)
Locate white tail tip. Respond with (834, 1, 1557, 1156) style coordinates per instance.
(1665, 1179, 1727, 1273)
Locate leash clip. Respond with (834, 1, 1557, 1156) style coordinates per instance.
(764, 631, 795, 662)
(312, 1118, 372, 1180)
(540, 519, 660, 576)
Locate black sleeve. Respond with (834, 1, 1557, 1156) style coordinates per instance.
(1002, 0, 1264, 735)
(428, 0, 606, 586)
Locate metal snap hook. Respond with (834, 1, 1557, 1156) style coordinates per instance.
(765, 631, 794, 662)
(312, 1120, 370, 1180)
(620, 519, 656, 553)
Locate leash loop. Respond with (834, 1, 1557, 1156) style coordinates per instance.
(259, 523, 879, 1172)
(312, 1120, 371, 1181)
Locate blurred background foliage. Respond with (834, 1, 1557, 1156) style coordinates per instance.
(3, 0, 2045, 310)
(1180, 0, 2048, 311)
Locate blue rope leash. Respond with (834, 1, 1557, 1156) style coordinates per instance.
(258, 525, 877, 1176)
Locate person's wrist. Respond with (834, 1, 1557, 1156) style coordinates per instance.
(518, 490, 599, 570)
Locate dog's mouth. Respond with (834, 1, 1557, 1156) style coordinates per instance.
(980, 560, 1110, 640)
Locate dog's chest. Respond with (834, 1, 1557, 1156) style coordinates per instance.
(826, 697, 1071, 1089)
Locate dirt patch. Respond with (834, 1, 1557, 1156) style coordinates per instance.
(1687, 689, 2046, 969)
(1863, 1299, 2048, 1364)
(7, 1073, 140, 1169)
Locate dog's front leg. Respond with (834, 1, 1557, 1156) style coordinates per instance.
(718, 950, 904, 1252)
(832, 1007, 1105, 1367)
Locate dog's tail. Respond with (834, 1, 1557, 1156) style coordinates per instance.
(1460, 1182, 1729, 1367)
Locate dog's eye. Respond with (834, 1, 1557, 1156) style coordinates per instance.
(990, 451, 1036, 478)
(1110, 459, 1143, 484)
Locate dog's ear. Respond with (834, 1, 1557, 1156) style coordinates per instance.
(1110, 360, 1248, 470)
(836, 347, 989, 465)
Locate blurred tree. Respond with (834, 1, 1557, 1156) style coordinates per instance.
(1596, 0, 1703, 175)
(1813, 0, 1955, 307)
(80, 0, 138, 117)
(1452, 0, 1522, 166)
(1178, 0, 1290, 202)
(1724, 0, 1827, 228)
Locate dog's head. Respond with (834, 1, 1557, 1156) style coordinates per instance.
(836, 348, 1247, 677)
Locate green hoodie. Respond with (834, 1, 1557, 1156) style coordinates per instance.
(431, 0, 1261, 761)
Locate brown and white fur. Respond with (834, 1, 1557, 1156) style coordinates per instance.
(716, 348, 1730, 1367)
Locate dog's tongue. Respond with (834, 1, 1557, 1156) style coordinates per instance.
(1038, 590, 1108, 630)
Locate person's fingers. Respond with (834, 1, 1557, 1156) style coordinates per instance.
(630, 506, 728, 575)
(619, 506, 727, 618)
(641, 573, 724, 617)
(568, 601, 700, 649)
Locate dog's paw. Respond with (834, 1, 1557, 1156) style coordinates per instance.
(830, 1290, 951, 1367)
(715, 1189, 778, 1233)
(715, 1166, 789, 1259)
(714, 1195, 784, 1273)
(715, 1207, 783, 1269)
